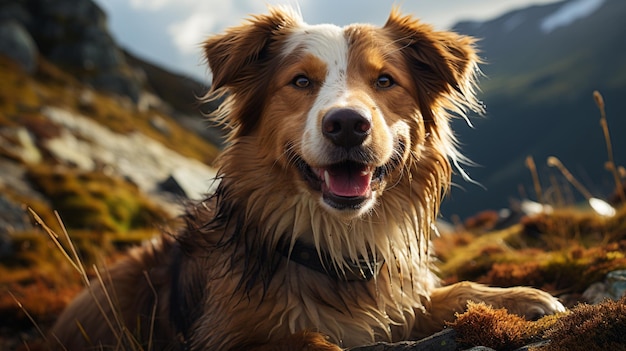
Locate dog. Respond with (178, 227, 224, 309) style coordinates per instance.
(51, 7, 564, 350)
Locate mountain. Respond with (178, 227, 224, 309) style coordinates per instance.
(442, 0, 626, 219)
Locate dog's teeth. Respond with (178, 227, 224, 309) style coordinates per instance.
(324, 170, 331, 188)
(361, 167, 372, 176)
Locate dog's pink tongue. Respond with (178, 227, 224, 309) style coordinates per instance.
(323, 165, 372, 197)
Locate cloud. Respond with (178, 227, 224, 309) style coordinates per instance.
(166, 0, 306, 55)
(128, 0, 176, 11)
(167, 10, 223, 55)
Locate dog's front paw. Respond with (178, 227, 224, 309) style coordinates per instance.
(497, 286, 565, 320)
(431, 282, 565, 322)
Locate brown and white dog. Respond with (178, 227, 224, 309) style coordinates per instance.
(51, 7, 564, 350)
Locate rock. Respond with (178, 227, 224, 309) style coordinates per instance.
(149, 115, 171, 136)
(89, 69, 140, 102)
(158, 175, 188, 198)
(15, 127, 42, 164)
(0, 2, 31, 25)
(347, 329, 459, 351)
(512, 341, 550, 351)
(0, 159, 48, 203)
(0, 195, 34, 257)
(582, 270, 626, 303)
(26, 0, 108, 45)
(158, 167, 217, 200)
(42, 106, 217, 199)
(0, 127, 42, 164)
(32, 0, 107, 28)
(22, 0, 140, 101)
(582, 282, 611, 304)
(46, 37, 123, 71)
(78, 89, 95, 110)
(27, 0, 108, 56)
(0, 20, 38, 73)
(606, 270, 626, 300)
(45, 130, 96, 170)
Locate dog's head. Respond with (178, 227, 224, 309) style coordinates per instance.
(203, 7, 480, 224)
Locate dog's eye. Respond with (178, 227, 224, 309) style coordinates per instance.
(292, 75, 311, 88)
(375, 75, 395, 89)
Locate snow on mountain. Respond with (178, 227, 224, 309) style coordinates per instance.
(541, 0, 605, 33)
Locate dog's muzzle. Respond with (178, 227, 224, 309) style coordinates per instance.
(290, 109, 372, 210)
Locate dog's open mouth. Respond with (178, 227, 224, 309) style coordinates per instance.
(296, 159, 386, 210)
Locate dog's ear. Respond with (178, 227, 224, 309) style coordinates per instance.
(203, 7, 301, 136)
(204, 7, 299, 90)
(383, 9, 482, 119)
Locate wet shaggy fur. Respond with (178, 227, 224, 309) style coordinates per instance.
(50, 7, 564, 350)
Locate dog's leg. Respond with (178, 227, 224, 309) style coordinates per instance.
(251, 331, 342, 351)
(416, 281, 565, 337)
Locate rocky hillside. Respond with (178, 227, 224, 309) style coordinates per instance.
(0, 0, 221, 254)
(0, 2, 224, 346)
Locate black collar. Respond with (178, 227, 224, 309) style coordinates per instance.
(281, 240, 384, 281)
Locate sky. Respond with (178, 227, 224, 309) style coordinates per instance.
(93, 0, 563, 82)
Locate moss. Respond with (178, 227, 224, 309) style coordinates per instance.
(25, 165, 169, 234)
(0, 232, 54, 269)
(448, 300, 626, 351)
(481, 261, 546, 288)
(450, 301, 559, 350)
(436, 205, 626, 296)
(540, 296, 626, 351)
(0, 58, 42, 116)
(436, 225, 522, 279)
(521, 205, 626, 248)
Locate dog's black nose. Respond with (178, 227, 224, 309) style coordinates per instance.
(322, 108, 371, 148)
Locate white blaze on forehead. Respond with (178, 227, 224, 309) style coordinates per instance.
(281, 23, 348, 68)
(283, 23, 355, 165)
(282, 23, 350, 106)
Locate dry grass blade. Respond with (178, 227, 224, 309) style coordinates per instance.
(7, 290, 50, 349)
(27, 208, 132, 349)
(526, 155, 544, 204)
(547, 156, 593, 200)
(27, 208, 84, 277)
(91, 264, 129, 348)
(55, 211, 90, 286)
(593, 90, 625, 203)
(74, 321, 92, 348)
(144, 271, 158, 351)
(547, 157, 616, 216)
